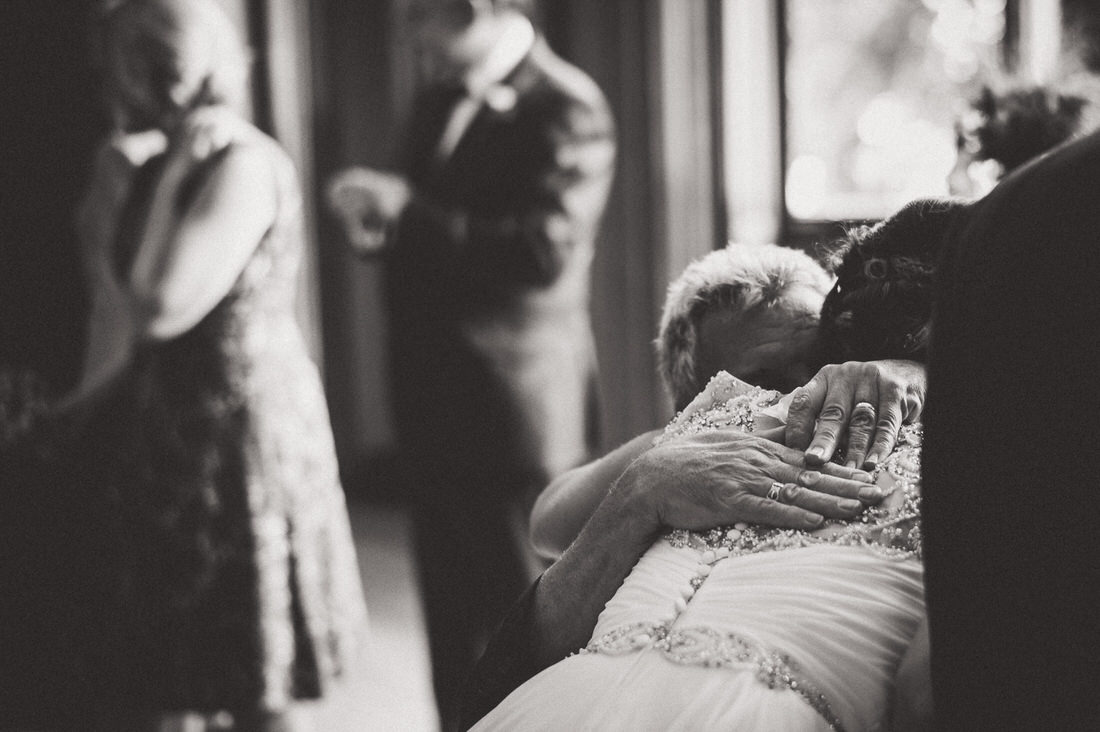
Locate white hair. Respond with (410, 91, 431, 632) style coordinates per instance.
(655, 242, 833, 409)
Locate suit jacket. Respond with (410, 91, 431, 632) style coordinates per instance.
(923, 131, 1100, 729)
(385, 38, 616, 494)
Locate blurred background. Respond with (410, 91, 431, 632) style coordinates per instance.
(3, 1, 1098, 728)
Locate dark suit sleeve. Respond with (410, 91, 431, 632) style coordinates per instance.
(458, 576, 547, 729)
(922, 131, 1100, 729)
(399, 94, 616, 288)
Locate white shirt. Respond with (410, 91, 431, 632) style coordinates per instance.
(434, 16, 536, 164)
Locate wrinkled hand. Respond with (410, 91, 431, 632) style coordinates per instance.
(326, 167, 411, 255)
(615, 427, 881, 533)
(785, 359, 926, 471)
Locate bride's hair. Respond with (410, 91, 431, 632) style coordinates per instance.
(815, 198, 968, 367)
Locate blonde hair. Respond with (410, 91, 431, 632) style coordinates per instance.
(655, 243, 833, 409)
(98, 0, 250, 122)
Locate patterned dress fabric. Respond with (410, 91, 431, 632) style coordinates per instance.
(473, 372, 924, 731)
(87, 130, 366, 713)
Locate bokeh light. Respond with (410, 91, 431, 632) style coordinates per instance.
(785, 0, 1005, 219)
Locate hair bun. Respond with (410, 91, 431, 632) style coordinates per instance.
(862, 257, 889, 280)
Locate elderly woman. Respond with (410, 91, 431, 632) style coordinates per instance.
(469, 199, 963, 731)
(69, 1, 366, 729)
(655, 242, 834, 412)
(531, 242, 834, 560)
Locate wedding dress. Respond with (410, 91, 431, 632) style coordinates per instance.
(473, 372, 924, 731)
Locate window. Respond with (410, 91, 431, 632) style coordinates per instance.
(784, 0, 1007, 222)
(720, 0, 1062, 246)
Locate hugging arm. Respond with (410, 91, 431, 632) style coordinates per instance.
(530, 360, 925, 558)
(529, 429, 661, 559)
(464, 429, 876, 725)
(463, 487, 654, 728)
(529, 423, 880, 559)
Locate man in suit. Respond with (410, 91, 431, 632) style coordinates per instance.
(922, 131, 1100, 728)
(327, 1, 615, 726)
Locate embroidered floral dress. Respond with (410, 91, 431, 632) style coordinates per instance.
(88, 130, 366, 714)
(473, 372, 923, 731)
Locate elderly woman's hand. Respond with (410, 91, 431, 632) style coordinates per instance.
(613, 427, 881, 534)
(785, 359, 926, 471)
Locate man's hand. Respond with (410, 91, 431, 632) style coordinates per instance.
(326, 166, 411, 255)
(785, 359, 926, 471)
(614, 427, 880, 536)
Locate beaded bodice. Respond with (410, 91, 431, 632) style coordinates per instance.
(656, 374, 922, 561)
(579, 372, 925, 732)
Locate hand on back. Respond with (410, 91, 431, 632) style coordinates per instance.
(614, 427, 880, 534)
(785, 359, 926, 470)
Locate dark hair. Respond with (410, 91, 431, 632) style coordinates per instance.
(957, 85, 1088, 173)
(816, 198, 968, 367)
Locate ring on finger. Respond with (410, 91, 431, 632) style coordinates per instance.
(853, 401, 876, 413)
(767, 481, 784, 501)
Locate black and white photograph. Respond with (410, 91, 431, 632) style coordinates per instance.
(2, 1, 1098, 730)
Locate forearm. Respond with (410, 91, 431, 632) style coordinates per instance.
(77, 139, 144, 281)
(530, 429, 661, 559)
(529, 486, 660, 668)
(128, 165, 188, 309)
(126, 141, 274, 341)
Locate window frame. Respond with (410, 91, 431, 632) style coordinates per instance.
(719, 0, 1062, 251)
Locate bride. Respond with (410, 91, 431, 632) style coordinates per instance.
(470, 198, 962, 731)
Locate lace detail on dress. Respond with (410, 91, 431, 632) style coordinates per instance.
(581, 621, 845, 731)
(658, 378, 782, 442)
(665, 424, 922, 561)
(582, 371, 922, 728)
(656, 371, 922, 562)
(97, 133, 365, 711)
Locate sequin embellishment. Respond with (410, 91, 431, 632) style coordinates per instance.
(660, 375, 923, 561)
(582, 373, 923, 730)
(582, 621, 844, 731)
